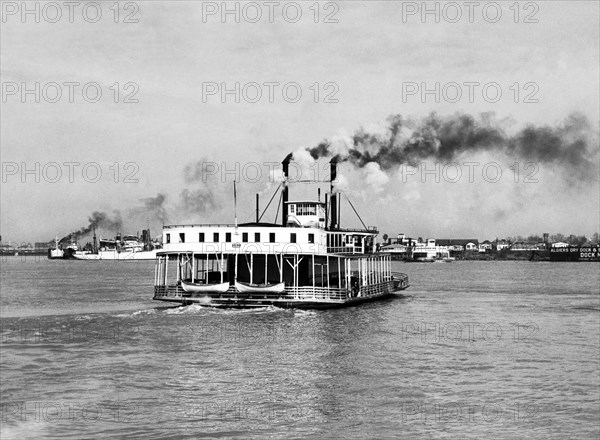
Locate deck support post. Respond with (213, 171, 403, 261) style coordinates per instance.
(279, 253, 283, 283)
(164, 256, 168, 286)
(311, 254, 315, 299)
(220, 252, 224, 283)
(235, 253, 238, 285)
(326, 255, 330, 290)
(337, 256, 341, 291)
(154, 258, 158, 286)
(346, 258, 350, 296)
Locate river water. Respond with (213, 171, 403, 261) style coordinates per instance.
(1, 257, 598, 439)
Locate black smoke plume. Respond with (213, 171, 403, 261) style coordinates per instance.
(57, 160, 223, 242)
(307, 112, 598, 178)
(60, 210, 123, 243)
(135, 193, 169, 224)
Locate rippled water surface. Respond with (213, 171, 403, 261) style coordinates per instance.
(1, 258, 599, 439)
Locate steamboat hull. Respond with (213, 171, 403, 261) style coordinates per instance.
(155, 293, 397, 309)
(153, 277, 409, 309)
(153, 273, 409, 309)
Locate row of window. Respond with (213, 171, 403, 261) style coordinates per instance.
(289, 203, 318, 216)
(166, 232, 316, 244)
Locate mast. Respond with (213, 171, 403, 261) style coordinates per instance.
(256, 193, 259, 223)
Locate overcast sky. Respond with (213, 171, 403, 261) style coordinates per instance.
(1, 1, 599, 243)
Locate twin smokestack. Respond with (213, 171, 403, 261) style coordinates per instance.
(281, 153, 339, 230)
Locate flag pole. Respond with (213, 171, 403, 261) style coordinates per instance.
(234, 180, 238, 233)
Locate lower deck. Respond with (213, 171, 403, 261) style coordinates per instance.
(153, 251, 409, 308)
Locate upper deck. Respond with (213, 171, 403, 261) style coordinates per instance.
(162, 222, 377, 255)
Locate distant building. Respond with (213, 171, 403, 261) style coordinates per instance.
(510, 241, 545, 251)
(479, 240, 493, 253)
(496, 239, 510, 251)
(395, 233, 416, 246)
(0, 242, 14, 251)
(552, 242, 569, 248)
(435, 239, 479, 252)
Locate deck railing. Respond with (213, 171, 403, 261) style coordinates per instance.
(154, 285, 185, 297)
(154, 278, 407, 301)
(154, 284, 351, 300)
(286, 286, 348, 301)
(163, 224, 235, 229)
(326, 246, 376, 254)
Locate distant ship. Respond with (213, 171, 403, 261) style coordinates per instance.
(411, 239, 454, 262)
(72, 234, 161, 260)
(48, 237, 64, 259)
(153, 155, 410, 309)
(48, 228, 161, 261)
(48, 237, 80, 259)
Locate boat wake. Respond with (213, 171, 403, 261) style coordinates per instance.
(162, 304, 287, 315)
(118, 309, 158, 318)
(293, 309, 317, 317)
(73, 314, 94, 321)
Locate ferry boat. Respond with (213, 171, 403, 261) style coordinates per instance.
(153, 156, 409, 309)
